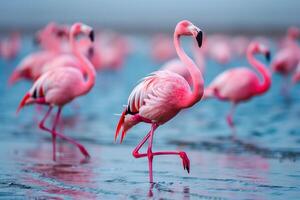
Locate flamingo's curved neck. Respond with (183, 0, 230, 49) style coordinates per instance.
(70, 32, 96, 96)
(247, 49, 271, 95)
(174, 32, 204, 108)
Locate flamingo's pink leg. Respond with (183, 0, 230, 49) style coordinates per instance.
(51, 107, 62, 161)
(38, 106, 90, 159)
(281, 75, 291, 98)
(226, 103, 237, 137)
(132, 124, 190, 183)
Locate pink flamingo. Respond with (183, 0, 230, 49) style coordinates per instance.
(115, 20, 204, 182)
(8, 24, 79, 85)
(204, 41, 271, 133)
(280, 26, 300, 48)
(0, 32, 21, 60)
(17, 22, 96, 160)
(34, 22, 69, 52)
(272, 29, 300, 94)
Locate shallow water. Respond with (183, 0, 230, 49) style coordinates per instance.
(0, 36, 300, 199)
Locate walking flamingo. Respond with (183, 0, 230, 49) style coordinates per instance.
(115, 20, 204, 182)
(204, 41, 271, 133)
(17, 22, 96, 160)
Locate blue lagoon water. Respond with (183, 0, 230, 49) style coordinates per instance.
(0, 35, 300, 199)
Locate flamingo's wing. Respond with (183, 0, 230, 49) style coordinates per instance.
(127, 70, 189, 120)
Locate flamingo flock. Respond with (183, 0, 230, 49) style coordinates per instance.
(3, 20, 299, 183)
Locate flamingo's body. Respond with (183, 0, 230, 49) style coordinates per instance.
(115, 20, 204, 182)
(17, 23, 96, 160)
(204, 42, 271, 132)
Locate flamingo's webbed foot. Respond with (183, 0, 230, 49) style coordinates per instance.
(179, 152, 190, 173)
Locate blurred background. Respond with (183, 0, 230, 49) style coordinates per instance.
(0, 0, 299, 34)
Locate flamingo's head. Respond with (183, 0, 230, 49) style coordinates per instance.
(71, 23, 94, 42)
(176, 20, 203, 47)
(249, 42, 271, 62)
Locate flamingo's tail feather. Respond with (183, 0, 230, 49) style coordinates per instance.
(114, 109, 140, 143)
(17, 93, 30, 114)
(115, 110, 126, 142)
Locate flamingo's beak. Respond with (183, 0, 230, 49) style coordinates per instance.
(89, 30, 94, 42)
(265, 51, 271, 63)
(17, 93, 30, 114)
(196, 31, 203, 48)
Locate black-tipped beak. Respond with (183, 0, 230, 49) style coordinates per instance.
(265, 51, 271, 62)
(196, 31, 203, 48)
(89, 30, 94, 42)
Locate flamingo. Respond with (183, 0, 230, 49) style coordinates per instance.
(271, 32, 300, 94)
(0, 32, 21, 60)
(8, 24, 90, 85)
(204, 41, 271, 133)
(115, 20, 204, 182)
(280, 26, 300, 49)
(34, 22, 69, 52)
(17, 22, 96, 160)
